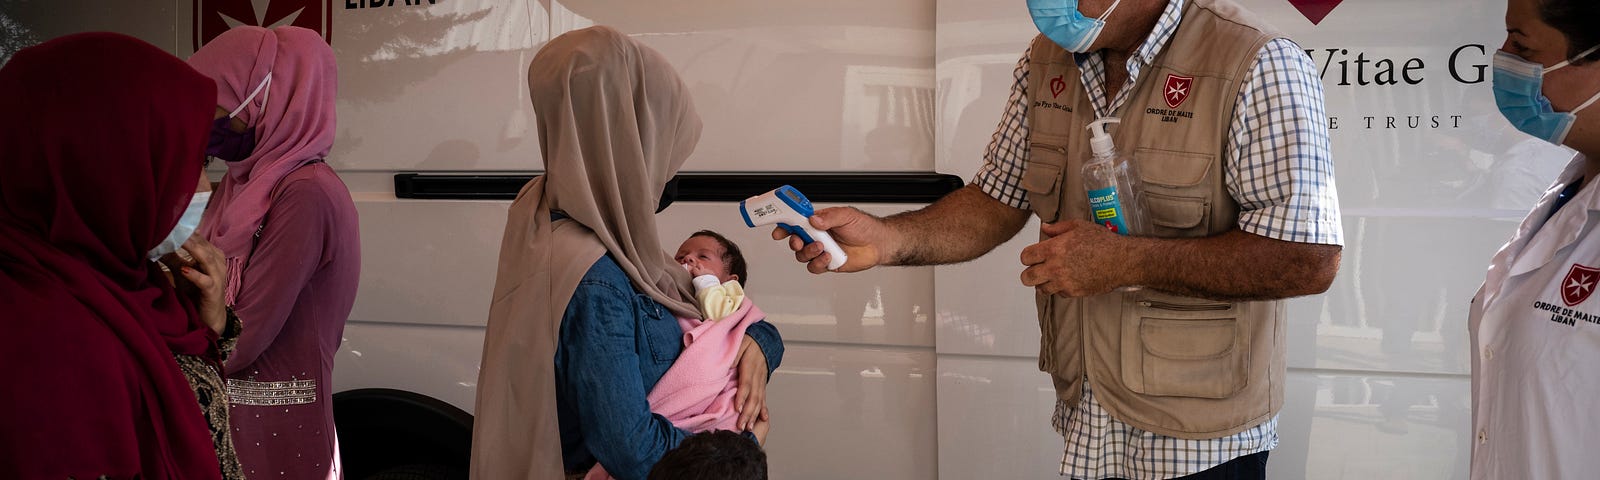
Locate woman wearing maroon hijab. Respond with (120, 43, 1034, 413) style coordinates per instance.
(0, 33, 242, 479)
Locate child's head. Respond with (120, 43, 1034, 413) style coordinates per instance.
(647, 430, 767, 480)
(675, 230, 748, 287)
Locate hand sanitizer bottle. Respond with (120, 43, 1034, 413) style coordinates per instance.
(1081, 117, 1144, 235)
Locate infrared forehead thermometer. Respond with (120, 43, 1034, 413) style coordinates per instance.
(741, 185, 848, 271)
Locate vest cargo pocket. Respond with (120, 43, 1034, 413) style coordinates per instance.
(1023, 143, 1068, 223)
(1133, 148, 1214, 237)
(1121, 297, 1249, 399)
(1036, 291, 1055, 374)
(1142, 191, 1209, 237)
(1133, 148, 1213, 187)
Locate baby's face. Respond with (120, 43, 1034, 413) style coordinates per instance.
(675, 235, 735, 283)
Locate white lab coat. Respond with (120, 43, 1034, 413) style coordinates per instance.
(1469, 153, 1600, 480)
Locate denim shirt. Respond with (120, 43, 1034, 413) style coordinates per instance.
(554, 254, 785, 480)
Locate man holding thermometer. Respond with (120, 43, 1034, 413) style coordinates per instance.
(769, 0, 1342, 478)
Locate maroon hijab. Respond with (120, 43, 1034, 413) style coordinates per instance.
(0, 33, 223, 479)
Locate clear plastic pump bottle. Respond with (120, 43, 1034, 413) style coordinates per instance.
(1081, 117, 1144, 236)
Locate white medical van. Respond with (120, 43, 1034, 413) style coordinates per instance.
(2, 0, 1551, 478)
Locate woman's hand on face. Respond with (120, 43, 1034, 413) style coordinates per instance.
(734, 334, 769, 432)
(171, 235, 228, 335)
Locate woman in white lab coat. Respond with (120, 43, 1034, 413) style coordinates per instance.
(1471, 0, 1600, 478)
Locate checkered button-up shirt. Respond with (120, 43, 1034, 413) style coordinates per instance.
(974, 0, 1342, 247)
(973, 0, 1343, 478)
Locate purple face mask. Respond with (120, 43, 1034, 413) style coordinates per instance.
(207, 73, 270, 162)
(207, 116, 256, 162)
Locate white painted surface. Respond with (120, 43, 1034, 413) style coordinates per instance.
(765, 344, 937, 480)
(8, 0, 1559, 477)
(314, 0, 935, 173)
(937, 356, 1470, 480)
(333, 321, 483, 413)
(347, 197, 507, 328)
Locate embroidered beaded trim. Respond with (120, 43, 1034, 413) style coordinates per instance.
(226, 378, 317, 406)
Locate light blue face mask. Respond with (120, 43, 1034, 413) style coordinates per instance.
(1493, 45, 1600, 145)
(147, 192, 211, 261)
(1027, 0, 1124, 53)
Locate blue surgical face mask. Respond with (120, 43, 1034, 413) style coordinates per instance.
(1493, 45, 1600, 146)
(207, 73, 271, 162)
(1027, 0, 1123, 53)
(148, 192, 211, 261)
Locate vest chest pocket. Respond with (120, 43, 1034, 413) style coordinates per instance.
(1134, 149, 1216, 238)
(1023, 143, 1069, 223)
(1120, 295, 1249, 399)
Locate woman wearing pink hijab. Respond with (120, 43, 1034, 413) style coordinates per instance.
(188, 25, 360, 480)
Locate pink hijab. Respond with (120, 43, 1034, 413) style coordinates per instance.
(188, 25, 336, 304)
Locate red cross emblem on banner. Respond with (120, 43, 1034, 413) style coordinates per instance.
(194, 0, 332, 50)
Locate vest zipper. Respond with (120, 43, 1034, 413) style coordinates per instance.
(1138, 300, 1231, 312)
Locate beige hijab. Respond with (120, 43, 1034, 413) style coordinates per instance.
(469, 26, 703, 479)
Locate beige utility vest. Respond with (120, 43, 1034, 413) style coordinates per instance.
(1022, 0, 1290, 439)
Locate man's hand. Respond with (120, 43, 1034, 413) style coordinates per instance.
(772, 207, 896, 274)
(1020, 220, 1133, 297)
(733, 335, 770, 431)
